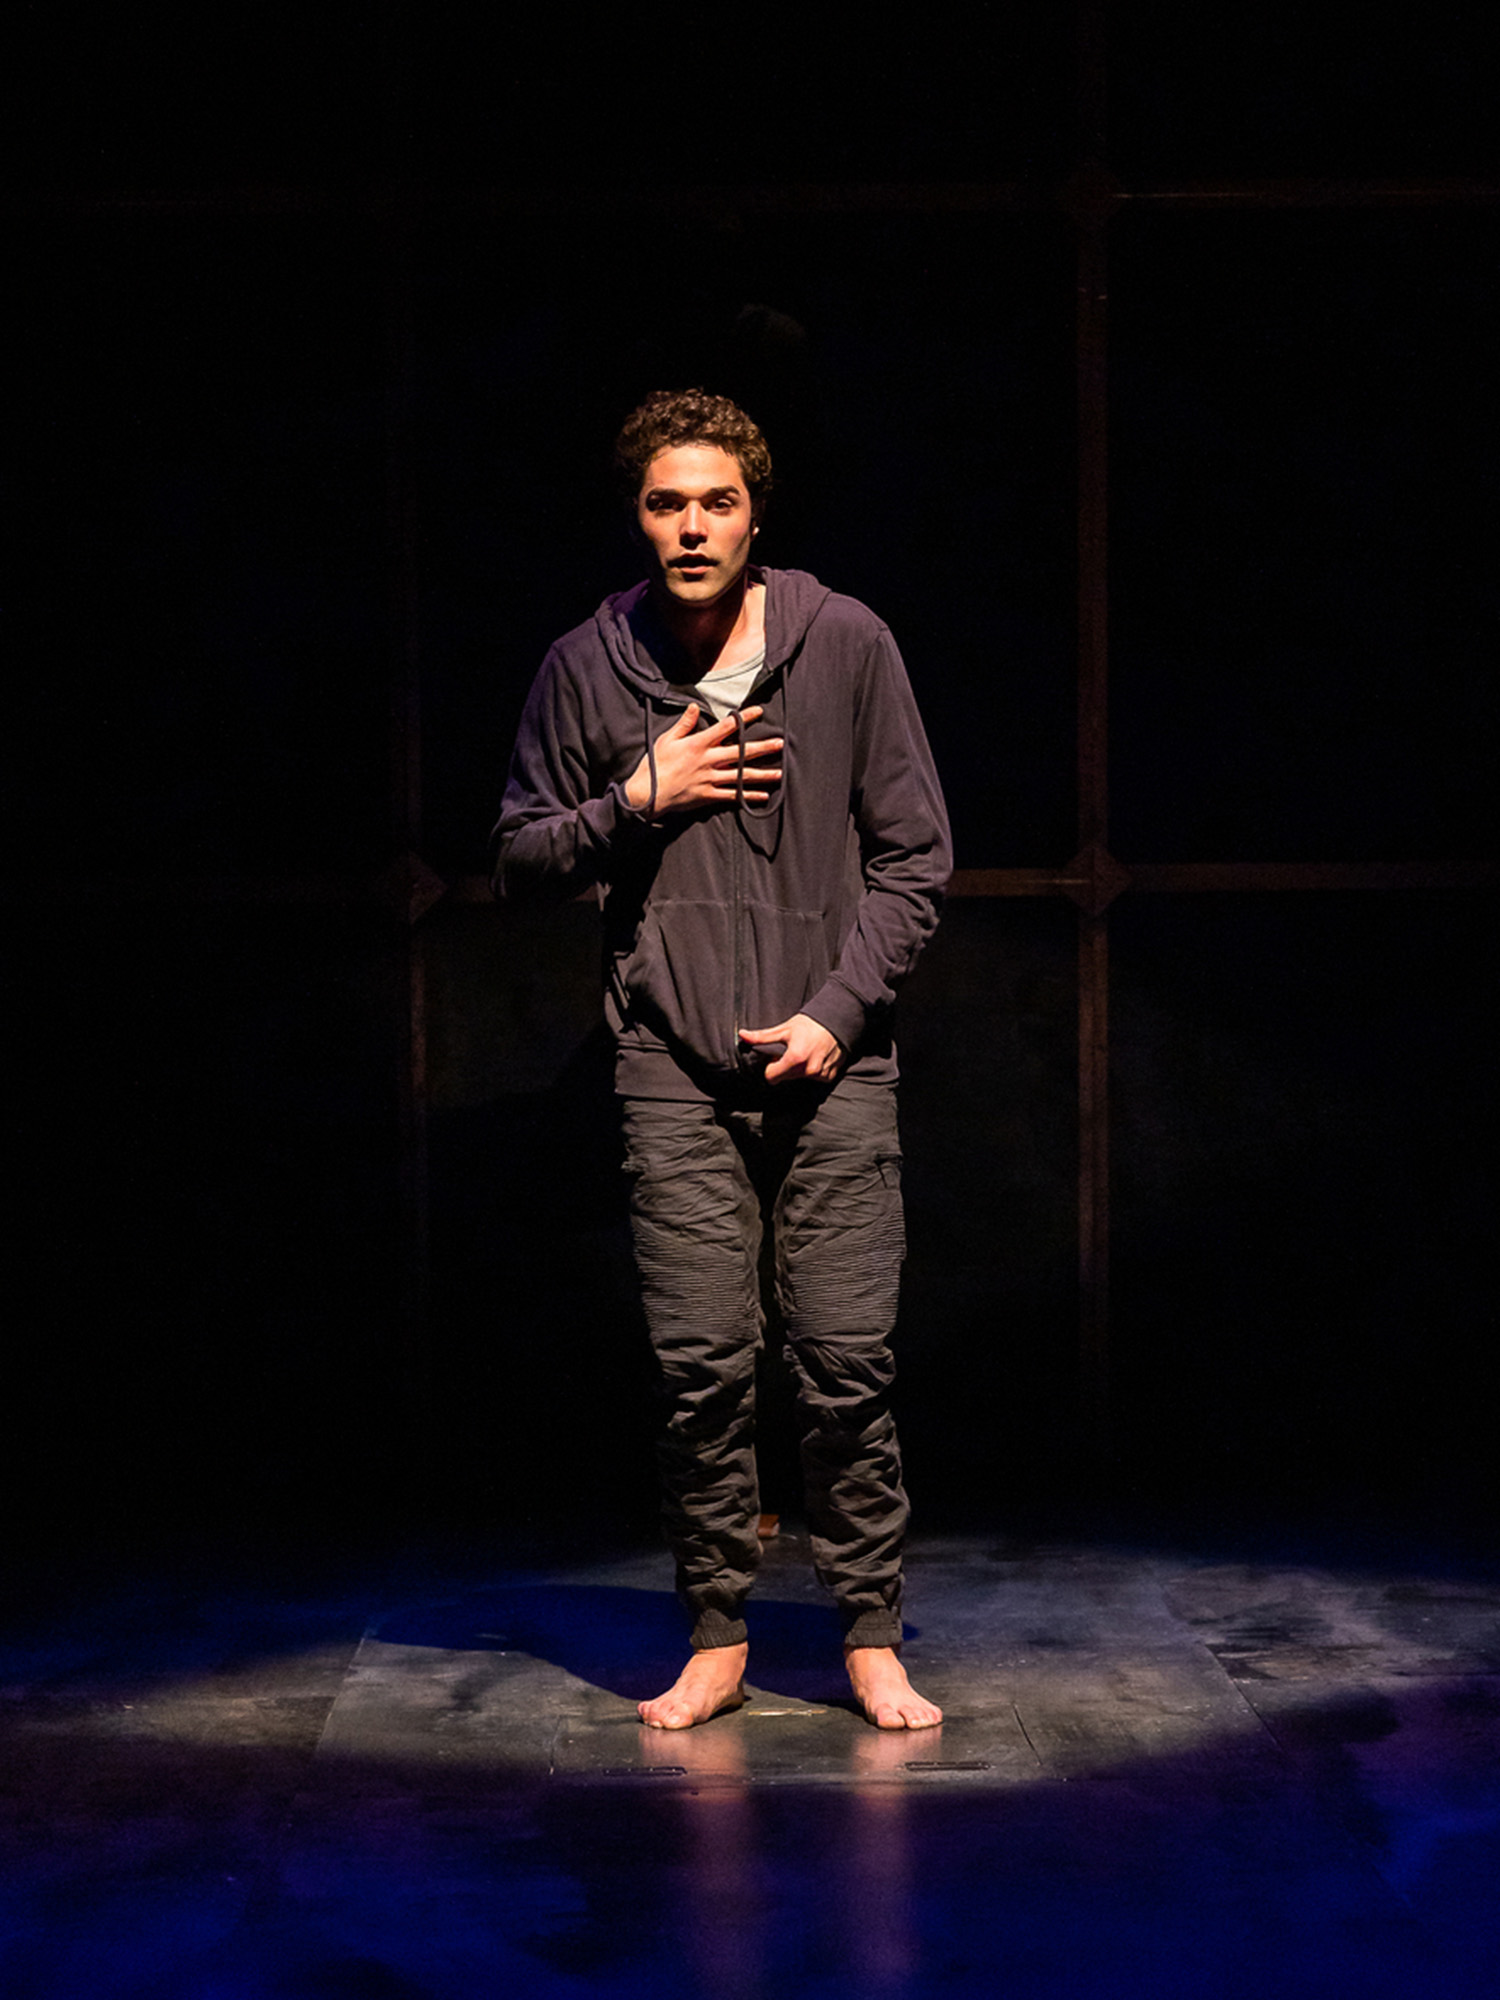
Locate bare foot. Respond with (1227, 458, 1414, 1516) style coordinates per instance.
(638, 1643, 749, 1729)
(845, 1647, 943, 1730)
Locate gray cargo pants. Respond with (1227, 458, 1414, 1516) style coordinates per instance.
(621, 1081, 908, 1652)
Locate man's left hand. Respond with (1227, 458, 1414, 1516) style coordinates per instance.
(739, 1014, 846, 1085)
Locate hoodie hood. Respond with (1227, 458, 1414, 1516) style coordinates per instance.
(593, 567, 836, 702)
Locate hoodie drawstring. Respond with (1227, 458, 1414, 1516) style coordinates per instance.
(643, 714, 660, 820)
(638, 676, 786, 827)
(735, 669, 786, 822)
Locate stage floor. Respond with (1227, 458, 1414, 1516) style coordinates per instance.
(4, 1527, 1498, 1995)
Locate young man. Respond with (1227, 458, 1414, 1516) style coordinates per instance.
(493, 389, 950, 1728)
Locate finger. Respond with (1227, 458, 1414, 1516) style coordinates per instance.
(701, 707, 753, 741)
(669, 703, 702, 735)
(764, 1052, 807, 1083)
(705, 748, 782, 772)
(739, 1021, 795, 1044)
(699, 781, 782, 807)
(705, 732, 782, 754)
(704, 771, 778, 791)
(704, 705, 773, 744)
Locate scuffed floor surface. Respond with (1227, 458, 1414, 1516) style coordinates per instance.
(3, 1530, 1498, 1997)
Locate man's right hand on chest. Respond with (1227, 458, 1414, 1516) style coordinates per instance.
(625, 704, 784, 818)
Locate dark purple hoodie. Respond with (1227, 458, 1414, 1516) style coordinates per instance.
(492, 567, 951, 1096)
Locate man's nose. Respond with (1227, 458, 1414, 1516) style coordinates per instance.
(680, 502, 707, 540)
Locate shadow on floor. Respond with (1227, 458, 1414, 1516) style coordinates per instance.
(373, 1583, 863, 1705)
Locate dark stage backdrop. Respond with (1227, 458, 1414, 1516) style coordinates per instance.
(3, 7, 1494, 1566)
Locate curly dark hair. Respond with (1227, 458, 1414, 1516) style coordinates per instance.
(613, 388, 773, 519)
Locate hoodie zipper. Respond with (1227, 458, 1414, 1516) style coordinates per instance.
(729, 659, 785, 1071)
(728, 663, 775, 1071)
(730, 803, 743, 1069)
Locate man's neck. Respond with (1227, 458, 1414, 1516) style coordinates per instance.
(650, 575, 763, 680)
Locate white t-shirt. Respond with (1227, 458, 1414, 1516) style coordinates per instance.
(675, 643, 768, 722)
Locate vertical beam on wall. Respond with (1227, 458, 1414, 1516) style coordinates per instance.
(1077, 905, 1110, 1447)
(384, 185, 435, 1472)
(1074, 1, 1113, 1452)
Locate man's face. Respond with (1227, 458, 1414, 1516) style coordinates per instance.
(636, 444, 757, 612)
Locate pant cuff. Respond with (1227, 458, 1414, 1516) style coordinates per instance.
(690, 1608, 749, 1650)
(841, 1609, 904, 1650)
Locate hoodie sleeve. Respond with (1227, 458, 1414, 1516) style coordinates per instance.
(799, 623, 953, 1052)
(490, 646, 655, 903)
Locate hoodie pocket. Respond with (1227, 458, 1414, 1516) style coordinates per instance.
(611, 896, 831, 1070)
(610, 897, 735, 1065)
(738, 899, 831, 1035)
